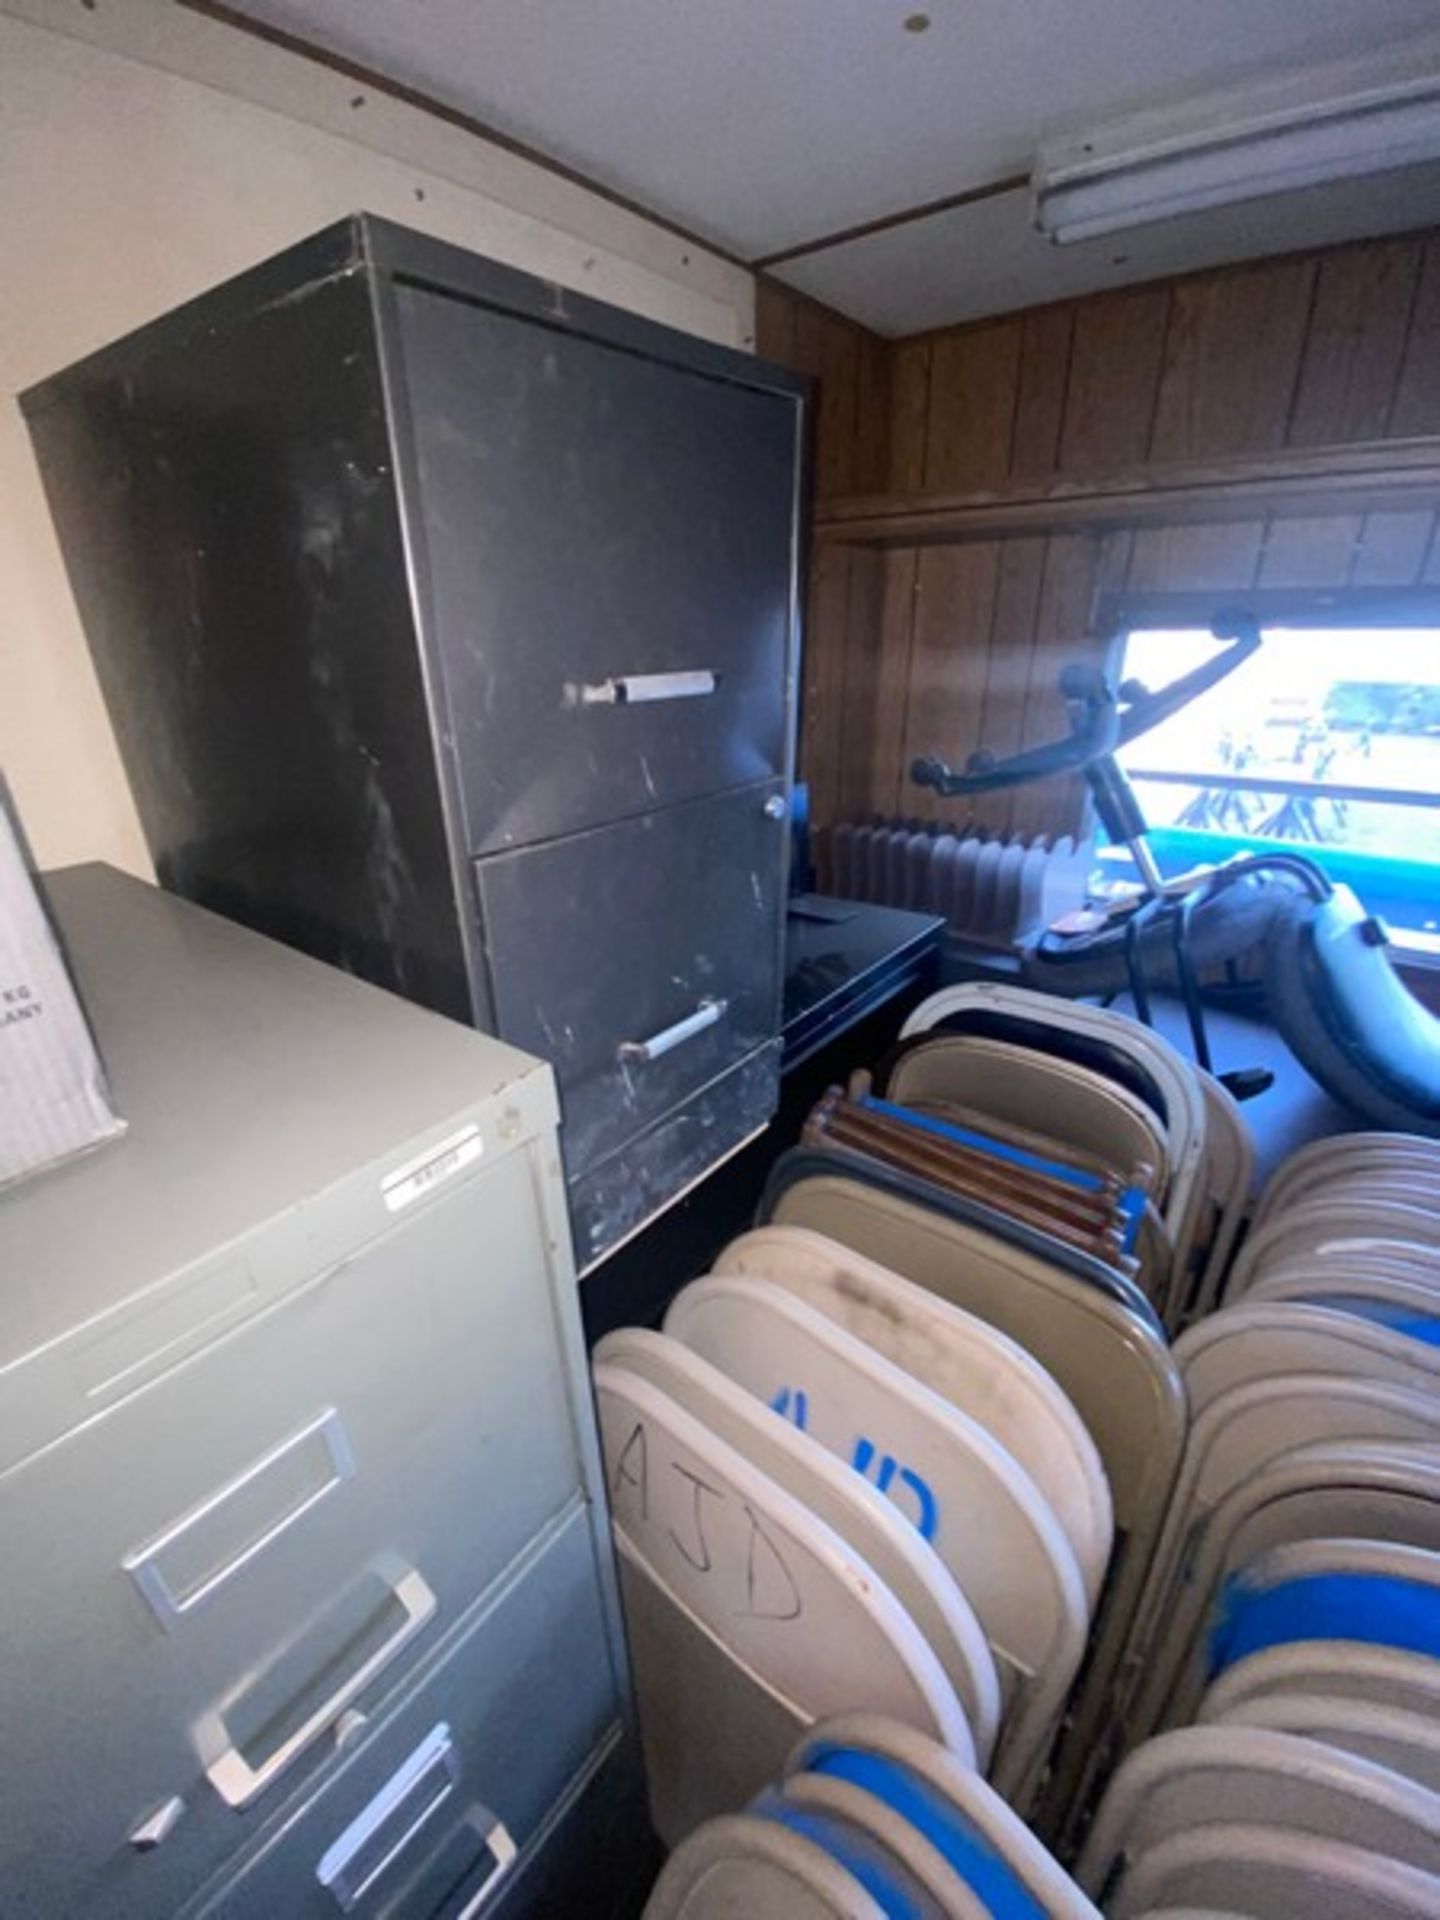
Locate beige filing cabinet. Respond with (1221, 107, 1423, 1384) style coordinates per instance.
(0, 866, 643, 1918)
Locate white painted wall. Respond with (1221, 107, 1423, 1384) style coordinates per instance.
(0, 1, 754, 874)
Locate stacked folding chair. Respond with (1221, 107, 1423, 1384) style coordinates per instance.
(644, 1715, 1099, 1918)
(1081, 1128, 1440, 1914)
(593, 983, 1440, 1915)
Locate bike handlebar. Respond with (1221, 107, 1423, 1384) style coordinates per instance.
(911, 613, 1262, 797)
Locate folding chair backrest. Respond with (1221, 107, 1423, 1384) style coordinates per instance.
(1208, 1536, 1440, 1677)
(596, 1326, 998, 1763)
(1124, 1443, 1440, 1741)
(1246, 1269, 1440, 1334)
(1126, 1379, 1440, 1691)
(885, 1036, 1168, 1196)
(641, 1812, 889, 1920)
(1192, 1377, 1440, 1514)
(1255, 1134, 1440, 1230)
(763, 1146, 1156, 1317)
(898, 982, 1210, 1252)
(714, 1224, 1113, 1608)
(1199, 1642, 1440, 1727)
(773, 1773, 980, 1917)
(757, 1159, 1183, 1834)
(1207, 1693, 1440, 1796)
(1078, 1724, 1440, 1897)
(663, 1276, 1088, 1802)
(1230, 1202, 1440, 1295)
(1176, 1304, 1440, 1420)
(1112, 1822, 1440, 1920)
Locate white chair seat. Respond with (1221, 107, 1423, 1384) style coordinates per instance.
(595, 1363, 970, 1843)
(596, 1326, 999, 1764)
(713, 1224, 1113, 1607)
(663, 1275, 1087, 1803)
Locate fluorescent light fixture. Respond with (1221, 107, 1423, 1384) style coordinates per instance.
(1033, 42, 1440, 244)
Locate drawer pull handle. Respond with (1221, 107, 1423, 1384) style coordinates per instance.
(123, 1407, 356, 1631)
(455, 1812, 520, 1919)
(316, 1722, 517, 1916)
(618, 997, 726, 1065)
(205, 1567, 437, 1810)
(581, 669, 717, 705)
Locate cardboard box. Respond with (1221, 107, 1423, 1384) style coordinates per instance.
(0, 790, 125, 1188)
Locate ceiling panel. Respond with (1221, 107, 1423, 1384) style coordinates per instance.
(224, 0, 1440, 332)
(778, 164, 1440, 336)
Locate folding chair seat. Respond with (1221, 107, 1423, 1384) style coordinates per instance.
(1123, 1443, 1440, 1742)
(596, 1326, 1000, 1764)
(1111, 1822, 1440, 1920)
(1126, 1375, 1440, 1684)
(898, 983, 1214, 1292)
(787, 1713, 1101, 1919)
(756, 1152, 1184, 1830)
(1205, 1693, 1440, 1795)
(1176, 1302, 1440, 1422)
(714, 1224, 1113, 1608)
(663, 1275, 1088, 1804)
(1200, 1642, 1440, 1728)
(1229, 1201, 1440, 1296)
(593, 1363, 968, 1843)
(1077, 1724, 1440, 1899)
(642, 1812, 891, 1920)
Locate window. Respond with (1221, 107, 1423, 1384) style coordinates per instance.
(1102, 621, 1440, 954)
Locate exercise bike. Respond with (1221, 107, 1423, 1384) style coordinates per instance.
(911, 616, 1440, 1137)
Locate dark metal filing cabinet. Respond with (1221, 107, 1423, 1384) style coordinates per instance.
(0, 867, 643, 1918)
(22, 216, 807, 1269)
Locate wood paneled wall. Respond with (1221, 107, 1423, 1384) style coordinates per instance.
(757, 233, 1440, 851)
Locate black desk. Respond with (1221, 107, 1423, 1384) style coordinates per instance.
(581, 896, 946, 1343)
(784, 894, 947, 1070)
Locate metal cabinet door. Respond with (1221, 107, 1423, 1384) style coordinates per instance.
(473, 780, 786, 1181)
(393, 284, 798, 855)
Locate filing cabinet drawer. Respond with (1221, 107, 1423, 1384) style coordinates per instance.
(2, 1145, 586, 1920)
(568, 1039, 780, 1269)
(186, 1506, 622, 1918)
(473, 780, 786, 1183)
(397, 282, 796, 856)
